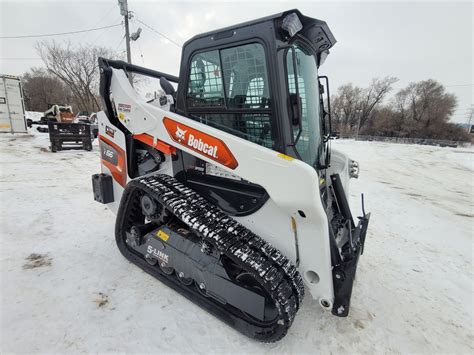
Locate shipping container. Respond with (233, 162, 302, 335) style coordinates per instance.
(0, 75, 27, 133)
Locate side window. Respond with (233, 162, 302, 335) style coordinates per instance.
(187, 43, 274, 149)
(187, 50, 224, 107)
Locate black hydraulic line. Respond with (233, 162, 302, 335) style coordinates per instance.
(330, 174, 354, 229)
(319, 75, 332, 137)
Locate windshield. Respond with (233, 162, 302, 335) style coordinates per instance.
(286, 43, 321, 167)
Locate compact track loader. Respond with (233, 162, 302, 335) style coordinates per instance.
(92, 9, 370, 342)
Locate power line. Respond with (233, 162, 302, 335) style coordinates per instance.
(393, 83, 473, 89)
(135, 41, 146, 66)
(78, 2, 118, 42)
(114, 36, 125, 53)
(0, 57, 42, 60)
(445, 86, 473, 90)
(135, 18, 182, 48)
(89, 16, 123, 46)
(445, 84, 473, 87)
(0, 23, 122, 39)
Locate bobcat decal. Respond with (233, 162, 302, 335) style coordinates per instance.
(163, 117, 238, 169)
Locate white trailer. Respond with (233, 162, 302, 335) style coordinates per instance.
(0, 75, 27, 133)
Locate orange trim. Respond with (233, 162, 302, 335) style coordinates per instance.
(99, 135, 127, 187)
(163, 117, 238, 169)
(133, 133, 177, 155)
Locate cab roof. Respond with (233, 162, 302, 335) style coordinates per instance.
(184, 9, 336, 55)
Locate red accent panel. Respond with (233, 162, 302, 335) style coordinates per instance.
(133, 133, 177, 155)
(163, 117, 238, 169)
(99, 135, 127, 187)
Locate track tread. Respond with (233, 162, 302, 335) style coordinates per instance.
(127, 174, 305, 342)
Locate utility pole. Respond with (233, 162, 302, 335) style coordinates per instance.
(467, 108, 473, 134)
(124, 9, 132, 65)
(118, 0, 132, 83)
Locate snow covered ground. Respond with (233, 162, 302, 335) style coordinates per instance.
(1, 116, 472, 353)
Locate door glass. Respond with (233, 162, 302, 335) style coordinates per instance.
(286, 44, 321, 166)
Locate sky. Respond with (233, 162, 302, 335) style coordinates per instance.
(0, 0, 472, 123)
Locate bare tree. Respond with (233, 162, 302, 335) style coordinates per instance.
(21, 67, 74, 112)
(331, 77, 398, 135)
(363, 79, 468, 141)
(36, 41, 117, 112)
(331, 83, 363, 134)
(358, 76, 398, 129)
(389, 79, 457, 139)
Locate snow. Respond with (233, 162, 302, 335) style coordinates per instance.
(1, 122, 472, 353)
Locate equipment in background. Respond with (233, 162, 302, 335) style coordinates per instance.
(92, 9, 370, 342)
(48, 122, 92, 152)
(28, 105, 97, 150)
(44, 104, 75, 123)
(27, 104, 75, 129)
(0, 75, 28, 133)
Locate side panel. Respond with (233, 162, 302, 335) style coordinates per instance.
(97, 112, 127, 214)
(234, 198, 298, 263)
(97, 111, 176, 214)
(0, 76, 27, 133)
(108, 68, 335, 306)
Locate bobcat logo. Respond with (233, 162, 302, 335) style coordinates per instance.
(175, 126, 187, 142)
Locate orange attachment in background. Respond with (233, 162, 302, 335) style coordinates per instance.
(133, 134, 177, 155)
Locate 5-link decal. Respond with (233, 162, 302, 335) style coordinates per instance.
(163, 117, 238, 169)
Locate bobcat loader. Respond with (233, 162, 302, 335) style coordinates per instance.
(92, 9, 370, 342)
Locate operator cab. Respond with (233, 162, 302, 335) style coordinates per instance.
(175, 10, 335, 168)
(171, 10, 336, 214)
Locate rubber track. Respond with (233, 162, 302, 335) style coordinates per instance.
(134, 174, 305, 342)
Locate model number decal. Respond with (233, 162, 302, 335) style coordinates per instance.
(100, 141, 118, 165)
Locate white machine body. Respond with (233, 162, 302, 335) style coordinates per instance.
(98, 68, 359, 309)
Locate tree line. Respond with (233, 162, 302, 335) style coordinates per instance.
(21, 41, 470, 142)
(331, 77, 471, 142)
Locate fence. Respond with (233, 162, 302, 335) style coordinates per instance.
(339, 135, 471, 148)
